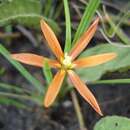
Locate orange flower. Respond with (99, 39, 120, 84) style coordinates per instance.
(11, 18, 117, 116)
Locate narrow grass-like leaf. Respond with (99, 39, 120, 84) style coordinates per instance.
(0, 92, 36, 102)
(54, 2, 63, 19)
(0, 96, 28, 109)
(0, 82, 30, 94)
(64, 0, 71, 52)
(43, 0, 52, 17)
(72, 0, 100, 45)
(0, 44, 44, 95)
(105, 14, 130, 45)
(42, 60, 53, 85)
(91, 79, 130, 84)
(0, 68, 5, 75)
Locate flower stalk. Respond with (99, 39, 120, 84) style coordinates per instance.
(71, 90, 87, 130)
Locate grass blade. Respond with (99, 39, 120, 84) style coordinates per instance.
(43, 0, 52, 17)
(72, 0, 100, 45)
(91, 79, 130, 84)
(0, 96, 28, 109)
(0, 82, 30, 94)
(0, 44, 44, 95)
(42, 60, 53, 85)
(64, 0, 71, 52)
(105, 14, 130, 45)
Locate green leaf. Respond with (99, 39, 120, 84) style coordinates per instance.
(0, 96, 28, 109)
(104, 13, 130, 45)
(43, 0, 53, 17)
(0, 67, 5, 75)
(94, 116, 130, 130)
(0, 0, 59, 31)
(91, 78, 130, 84)
(72, 0, 100, 45)
(64, 0, 71, 52)
(0, 91, 36, 102)
(76, 44, 130, 82)
(0, 82, 30, 94)
(42, 60, 53, 85)
(0, 44, 44, 95)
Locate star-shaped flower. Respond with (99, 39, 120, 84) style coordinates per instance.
(11, 18, 116, 115)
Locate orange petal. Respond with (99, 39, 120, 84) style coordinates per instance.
(69, 17, 99, 60)
(11, 53, 61, 68)
(40, 19, 64, 60)
(68, 70, 103, 116)
(73, 53, 117, 68)
(44, 70, 66, 107)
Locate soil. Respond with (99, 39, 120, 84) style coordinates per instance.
(0, 84, 130, 130)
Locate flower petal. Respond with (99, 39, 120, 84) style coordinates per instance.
(69, 17, 99, 60)
(68, 70, 103, 116)
(40, 20, 64, 60)
(73, 53, 117, 68)
(11, 53, 61, 68)
(44, 70, 66, 107)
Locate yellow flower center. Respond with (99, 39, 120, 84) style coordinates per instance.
(61, 53, 73, 69)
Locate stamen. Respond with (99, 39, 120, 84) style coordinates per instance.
(62, 53, 73, 69)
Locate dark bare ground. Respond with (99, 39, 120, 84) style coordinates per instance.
(0, 74, 130, 130)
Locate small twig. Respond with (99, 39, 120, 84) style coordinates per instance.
(0, 32, 20, 39)
(100, 94, 130, 106)
(71, 2, 82, 18)
(71, 90, 87, 130)
(16, 25, 38, 47)
(79, 0, 86, 4)
(0, 92, 39, 103)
